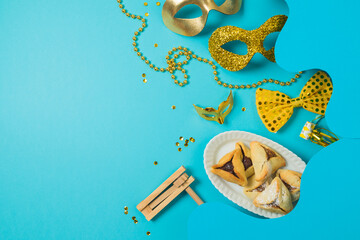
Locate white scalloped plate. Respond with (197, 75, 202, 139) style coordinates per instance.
(204, 131, 306, 218)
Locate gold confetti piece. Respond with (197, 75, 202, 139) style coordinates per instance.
(143, 79, 147, 83)
(124, 210, 128, 214)
(171, 105, 176, 110)
(142, 73, 146, 77)
(242, 107, 246, 111)
(145, 12, 149, 17)
(154, 161, 158, 165)
(156, 2, 161, 6)
(184, 143, 188, 147)
(179, 136, 183, 141)
(185, 139, 189, 143)
(178, 148, 182, 152)
(134, 220, 138, 224)
(190, 137, 195, 142)
(132, 216, 136, 220)
(144, 2, 148, 6)
(175, 142, 179, 146)
(124, 206, 128, 210)
(154, 43, 158, 47)
(147, 231, 151, 236)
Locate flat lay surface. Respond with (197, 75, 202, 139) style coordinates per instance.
(1, 0, 356, 239)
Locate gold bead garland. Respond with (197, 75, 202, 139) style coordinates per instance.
(116, 0, 304, 89)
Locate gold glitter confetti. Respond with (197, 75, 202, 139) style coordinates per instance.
(132, 216, 136, 220)
(145, 12, 149, 17)
(178, 148, 182, 152)
(190, 137, 195, 142)
(142, 73, 146, 77)
(134, 220, 138, 224)
(184, 143, 188, 147)
(179, 136, 183, 141)
(147, 231, 151, 236)
(175, 142, 179, 146)
(156, 2, 161, 6)
(154, 43, 158, 47)
(143, 79, 147, 83)
(185, 139, 189, 143)
(124, 210, 128, 214)
(124, 206, 128, 210)
(144, 2, 148, 6)
(171, 105, 176, 110)
(154, 161, 158, 165)
(242, 107, 246, 111)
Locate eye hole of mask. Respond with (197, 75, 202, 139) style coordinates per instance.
(174, 4, 203, 19)
(221, 40, 248, 55)
(203, 113, 216, 118)
(214, 0, 227, 6)
(220, 104, 230, 115)
(263, 32, 280, 51)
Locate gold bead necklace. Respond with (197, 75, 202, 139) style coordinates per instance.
(116, 0, 303, 89)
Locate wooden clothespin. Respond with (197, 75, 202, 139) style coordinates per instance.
(137, 166, 204, 221)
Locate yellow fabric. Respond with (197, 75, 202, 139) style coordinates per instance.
(256, 71, 333, 133)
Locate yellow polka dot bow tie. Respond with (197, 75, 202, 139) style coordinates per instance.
(256, 71, 333, 133)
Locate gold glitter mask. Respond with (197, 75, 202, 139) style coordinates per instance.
(162, 0, 242, 36)
(193, 91, 233, 124)
(208, 15, 288, 71)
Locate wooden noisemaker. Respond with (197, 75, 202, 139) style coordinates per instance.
(137, 166, 204, 221)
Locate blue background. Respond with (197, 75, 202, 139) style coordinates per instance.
(0, 0, 354, 239)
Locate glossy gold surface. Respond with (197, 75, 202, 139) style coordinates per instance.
(162, 0, 242, 36)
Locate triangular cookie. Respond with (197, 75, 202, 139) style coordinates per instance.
(211, 149, 247, 186)
(253, 177, 293, 214)
(276, 169, 302, 202)
(235, 142, 254, 178)
(243, 175, 272, 200)
(250, 141, 286, 181)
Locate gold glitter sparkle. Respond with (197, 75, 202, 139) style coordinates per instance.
(154, 43, 158, 47)
(190, 137, 195, 142)
(124, 210, 128, 214)
(171, 105, 176, 110)
(143, 79, 147, 83)
(124, 206, 128, 210)
(156, 2, 161, 6)
(132, 216, 136, 220)
(178, 148, 182, 152)
(208, 15, 288, 71)
(175, 142, 180, 146)
(179, 136, 183, 141)
(147, 231, 151, 236)
(154, 161, 158, 165)
(134, 220, 138, 224)
(142, 73, 146, 77)
(144, 2, 148, 6)
(242, 107, 246, 111)
(145, 12, 149, 17)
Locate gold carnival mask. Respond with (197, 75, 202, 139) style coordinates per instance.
(208, 15, 288, 71)
(162, 0, 242, 36)
(193, 91, 233, 124)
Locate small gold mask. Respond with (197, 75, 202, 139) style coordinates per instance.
(162, 0, 242, 36)
(193, 91, 233, 124)
(208, 15, 288, 71)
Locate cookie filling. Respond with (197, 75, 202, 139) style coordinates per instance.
(250, 183, 267, 192)
(280, 177, 297, 191)
(218, 159, 237, 177)
(264, 201, 286, 213)
(262, 146, 277, 159)
(239, 146, 253, 170)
